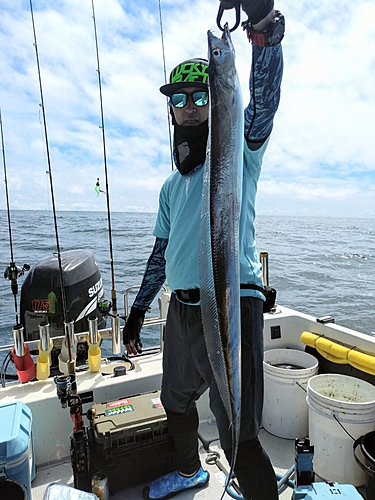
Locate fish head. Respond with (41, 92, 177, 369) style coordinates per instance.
(207, 24, 236, 88)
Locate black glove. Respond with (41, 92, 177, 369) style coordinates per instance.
(123, 306, 145, 354)
(241, 0, 274, 25)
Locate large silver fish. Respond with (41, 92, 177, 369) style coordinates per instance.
(199, 24, 243, 478)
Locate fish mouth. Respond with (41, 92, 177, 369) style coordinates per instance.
(220, 23, 231, 44)
(207, 24, 231, 46)
(207, 25, 233, 65)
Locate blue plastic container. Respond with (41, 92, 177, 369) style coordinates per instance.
(293, 481, 363, 499)
(0, 402, 35, 499)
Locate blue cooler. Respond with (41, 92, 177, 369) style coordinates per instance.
(293, 482, 363, 499)
(0, 402, 35, 499)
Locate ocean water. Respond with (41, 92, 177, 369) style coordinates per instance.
(0, 210, 374, 351)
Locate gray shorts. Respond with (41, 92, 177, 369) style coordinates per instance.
(161, 293, 264, 450)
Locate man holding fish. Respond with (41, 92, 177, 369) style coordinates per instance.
(123, 1, 284, 498)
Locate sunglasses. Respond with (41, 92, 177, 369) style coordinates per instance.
(170, 91, 209, 108)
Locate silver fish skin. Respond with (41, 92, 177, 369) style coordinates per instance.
(199, 24, 243, 475)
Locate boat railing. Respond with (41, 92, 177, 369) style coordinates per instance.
(0, 327, 118, 354)
(123, 284, 171, 352)
(0, 286, 170, 355)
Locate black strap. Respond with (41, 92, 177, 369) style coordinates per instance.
(175, 289, 200, 304)
(240, 283, 268, 298)
(176, 285, 268, 303)
(241, 284, 277, 313)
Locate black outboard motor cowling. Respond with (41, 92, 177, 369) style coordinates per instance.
(20, 249, 106, 341)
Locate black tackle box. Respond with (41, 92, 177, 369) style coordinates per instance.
(88, 389, 178, 494)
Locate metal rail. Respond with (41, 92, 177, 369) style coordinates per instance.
(0, 287, 170, 354)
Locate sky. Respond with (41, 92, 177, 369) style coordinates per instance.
(0, 0, 374, 218)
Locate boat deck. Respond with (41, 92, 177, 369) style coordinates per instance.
(31, 427, 296, 500)
(7, 305, 372, 500)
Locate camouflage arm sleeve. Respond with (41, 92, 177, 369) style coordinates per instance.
(244, 44, 283, 143)
(132, 237, 168, 310)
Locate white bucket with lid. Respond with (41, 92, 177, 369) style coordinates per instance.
(262, 349, 318, 439)
(307, 373, 375, 486)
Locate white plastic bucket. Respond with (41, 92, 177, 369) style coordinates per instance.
(307, 374, 375, 486)
(262, 349, 318, 439)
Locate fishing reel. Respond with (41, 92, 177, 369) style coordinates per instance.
(54, 374, 86, 413)
(54, 374, 93, 492)
(98, 298, 112, 319)
(4, 262, 30, 295)
(54, 374, 72, 409)
(54, 374, 93, 413)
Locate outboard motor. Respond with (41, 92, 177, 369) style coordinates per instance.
(20, 249, 106, 341)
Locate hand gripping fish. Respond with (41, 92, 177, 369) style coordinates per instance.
(199, 24, 243, 492)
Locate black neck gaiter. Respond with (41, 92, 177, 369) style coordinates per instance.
(173, 120, 209, 175)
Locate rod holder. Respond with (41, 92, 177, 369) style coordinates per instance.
(260, 251, 269, 287)
(12, 324, 36, 383)
(88, 315, 101, 373)
(58, 320, 77, 375)
(37, 322, 53, 381)
(13, 324, 25, 357)
(64, 320, 76, 353)
(38, 321, 50, 352)
(88, 315, 99, 344)
(112, 315, 121, 354)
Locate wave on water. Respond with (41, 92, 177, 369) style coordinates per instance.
(1, 211, 374, 346)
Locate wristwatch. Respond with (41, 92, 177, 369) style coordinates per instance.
(245, 10, 285, 47)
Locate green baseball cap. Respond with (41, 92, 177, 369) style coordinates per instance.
(160, 58, 208, 96)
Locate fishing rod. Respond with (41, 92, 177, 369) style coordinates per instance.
(0, 109, 30, 325)
(29, 6, 89, 483)
(1, 109, 35, 384)
(29, 0, 69, 329)
(91, 0, 118, 319)
(158, 0, 174, 171)
(1, 108, 34, 385)
(29, 0, 82, 387)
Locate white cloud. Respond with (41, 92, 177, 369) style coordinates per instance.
(0, 0, 374, 216)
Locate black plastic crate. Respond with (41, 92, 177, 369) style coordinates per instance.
(88, 390, 178, 494)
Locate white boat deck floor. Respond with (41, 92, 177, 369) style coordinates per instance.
(31, 427, 296, 500)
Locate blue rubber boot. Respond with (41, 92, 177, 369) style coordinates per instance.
(143, 467, 210, 499)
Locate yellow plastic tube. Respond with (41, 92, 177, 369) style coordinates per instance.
(315, 337, 350, 365)
(88, 333, 101, 373)
(348, 349, 375, 376)
(36, 338, 53, 380)
(301, 331, 375, 375)
(300, 331, 349, 364)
